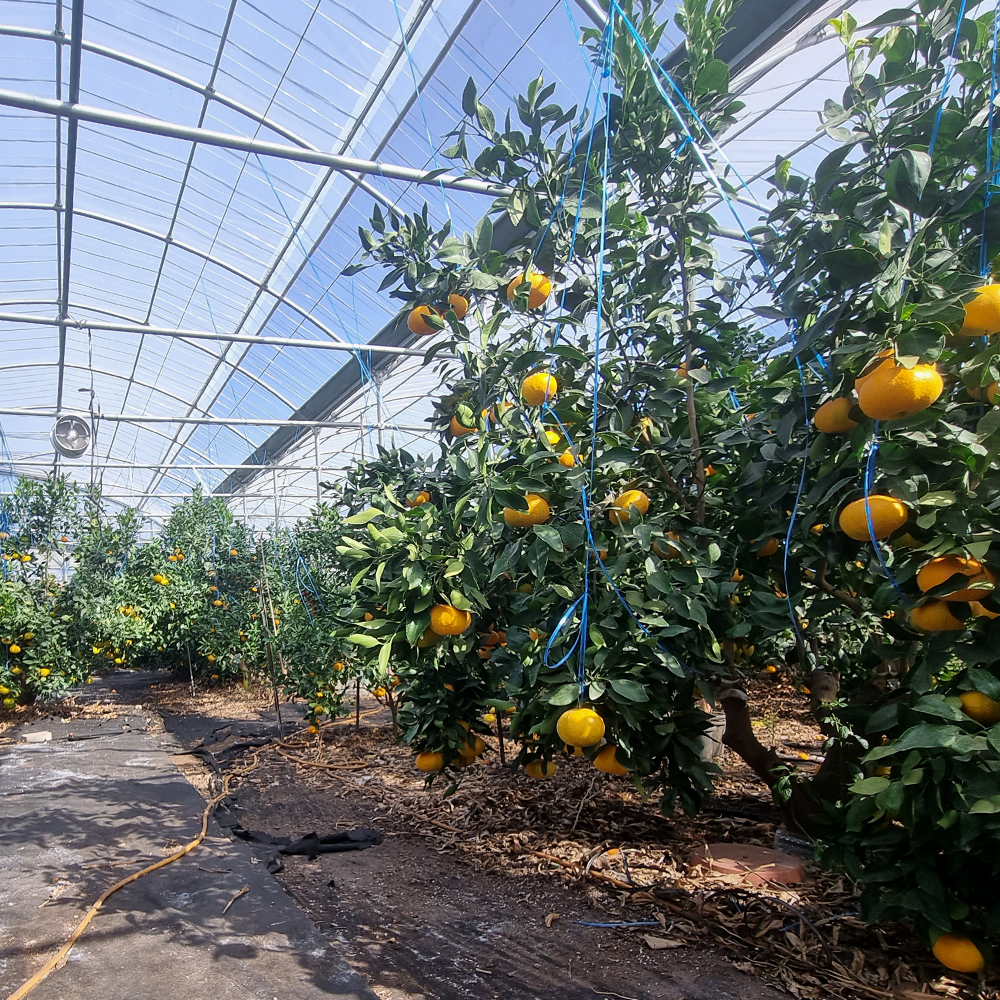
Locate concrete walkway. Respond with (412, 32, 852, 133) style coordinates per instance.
(0, 712, 377, 1000)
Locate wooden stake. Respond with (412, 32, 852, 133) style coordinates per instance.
(355, 678, 361, 729)
(496, 710, 506, 766)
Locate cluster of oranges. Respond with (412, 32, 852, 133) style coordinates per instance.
(811, 288, 1000, 635)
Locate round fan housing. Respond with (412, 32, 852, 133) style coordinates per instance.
(51, 414, 91, 458)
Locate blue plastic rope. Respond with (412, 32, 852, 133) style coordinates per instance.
(928, 0, 970, 157)
(863, 422, 910, 605)
(981, 6, 1000, 276)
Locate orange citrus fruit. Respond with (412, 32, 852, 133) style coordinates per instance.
(449, 414, 475, 437)
(856, 359, 943, 420)
(503, 493, 551, 527)
(932, 933, 985, 973)
(838, 496, 908, 540)
(959, 284, 1000, 336)
(507, 271, 551, 309)
(445, 293, 469, 319)
(594, 745, 629, 775)
(407, 305, 440, 335)
(406, 490, 432, 507)
(754, 537, 779, 558)
(910, 601, 967, 632)
(609, 489, 650, 525)
(959, 691, 1000, 725)
(525, 760, 557, 779)
(813, 397, 858, 434)
(556, 707, 606, 747)
(970, 600, 1000, 619)
(916, 555, 996, 602)
(521, 372, 559, 405)
(429, 604, 472, 635)
(415, 751, 445, 772)
(988, 381, 999, 404)
(653, 532, 681, 559)
(559, 450, 577, 467)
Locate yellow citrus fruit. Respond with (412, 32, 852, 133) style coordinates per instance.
(373, 686, 387, 698)
(483, 713, 496, 724)
(594, 745, 629, 775)
(609, 489, 650, 525)
(416, 627, 440, 648)
(910, 601, 967, 632)
(559, 450, 577, 467)
(8, 644, 20, 654)
(458, 735, 486, 759)
(988, 381, 999, 404)
(406, 490, 432, 507)
(39, 668, 50, 677)
(519, 583, 534, 594)
(507, 271, 551, 309)
(449, 414, 475, 437)
(959, 691, 1000, 725)
(653, 533, 682, 559)
(813, 397, 858, 434)
(521, 372, 559, 405)
(754, 537, 779, 558)
(429, 604, 472, 635)
(856, 359, 943, 420)
(556, 707, 606, 747)
(3, 697, 14, 707)
(525, 760, 557, 779)
(445, 293, 469, 319)
(917, 555, 996, 602)
(959, 284, 1000, 336)
(415, 751, 445, 772)
(838, 496, 908, 540)
(503, 493, 551, 527)
(932, 933, 985, 973)
(407, 304, 441, 335)
(765, 664, 778, 675)
(544, 429, 561, 446)
(229, 548, 238, 556)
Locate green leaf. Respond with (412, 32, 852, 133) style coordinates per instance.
(444, 559, 465, 578)
(969, 795, 1000, 814)
(850, 776, 891, 795)
(549, 682, 581, 706)
(345, 507, 384, 525)
(461, 77, 478, 118)
(696, 58, 729, 94)
(377, 638, 393, 672)
(820, 247, 881, 287)
(476, 102, 495, 135)
(885, 149, 931, 211)
(346, 633, 379, 648)
(533, 524, 564, 552)
(609, 678, 649, 702)
(474, 214, 493, 257)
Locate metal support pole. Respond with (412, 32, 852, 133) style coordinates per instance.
(0, 87, 510, 197)
(272, 468, 279, 529)
(313, 427, 321, 506)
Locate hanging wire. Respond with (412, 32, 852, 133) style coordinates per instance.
(928, 0, 971, 157)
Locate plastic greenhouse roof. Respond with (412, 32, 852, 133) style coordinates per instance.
(0, 0, 899, 523)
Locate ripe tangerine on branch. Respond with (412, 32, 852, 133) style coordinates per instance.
(653, 532, 682, 559)
(609, 489, 650, 525)
(910, 601, 967, 633)
(932, 933, 985, 973)
(813, 397, 858, 434)
(444, 293, 469, 320)
(559, 450, 577, 467)
(525, 760, 557, 779)
(406, 490, 432, 507)
(415, 751, 445, 773)
(407, 304, 441, 335)
(556, 707, 606, 747)
(503, 493, 551, 527)
(429, 603, 472, 636)
(449, 414, 475, 437)
(506, 271, 551, 309)
(958, 284, 1000, 336)
(594, 745, 628, 775)
(958, 691, 1000, 725)
(856, 358, 943, 420)
(916, 555, 996, 602)
(838, 496, 908, 541)
(754, 537, 779, 558)
(521, 372, 559, 406)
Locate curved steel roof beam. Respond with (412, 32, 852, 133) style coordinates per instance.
(0, 360, 222, 418)
(0, 23, 400, 211)
(0, 201, 357, 348)
(0, 300, 297, 409)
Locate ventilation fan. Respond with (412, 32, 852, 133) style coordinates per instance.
(51, 414, 91, 458)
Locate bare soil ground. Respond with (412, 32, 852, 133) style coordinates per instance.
(4, 671, 998, 1000)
